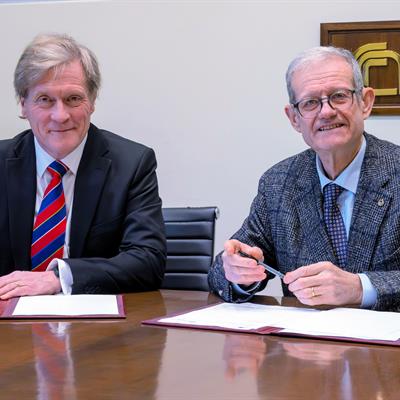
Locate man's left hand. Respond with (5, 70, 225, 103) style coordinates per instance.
(0, 271, 61, 300)
(283, 261, 363, 306)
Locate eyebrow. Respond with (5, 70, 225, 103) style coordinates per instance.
(299, 88, 351, 100)
(32, 90, 86, 99)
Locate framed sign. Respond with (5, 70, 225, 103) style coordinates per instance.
(321, 21, 400, 115)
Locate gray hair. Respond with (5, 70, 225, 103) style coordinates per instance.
(14, 33, 101, 102)
(285, 46, 364, 104)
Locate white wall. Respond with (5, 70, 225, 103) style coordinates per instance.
(1, 0, 399, 295)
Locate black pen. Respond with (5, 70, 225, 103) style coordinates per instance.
(238, 251, 285, 279)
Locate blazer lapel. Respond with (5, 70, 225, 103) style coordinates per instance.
(6, 133, 36, 269)
(347, 136, 391, 273)
(69, 125, 111, 257)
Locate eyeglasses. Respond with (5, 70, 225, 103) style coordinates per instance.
(292, 89, 357, 118)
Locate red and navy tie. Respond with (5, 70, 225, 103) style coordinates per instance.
(31, 160, 69, 271)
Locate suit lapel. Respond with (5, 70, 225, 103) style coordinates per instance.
(347, 135, 391, 272)
(6, 133, 36, 269)
(294, 136, 392, 271)
(69, 125, 111, 257)
(293, 152, 337, 264)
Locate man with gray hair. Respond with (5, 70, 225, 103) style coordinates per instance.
(0, 33, 166, 298)
(209, 46, 400, 311)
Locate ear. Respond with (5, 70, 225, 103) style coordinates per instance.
(360, 87, 375, 119)
(89, 100, 96, 115)
(284, 104, 302, 133)
(20, 98, 27, 119)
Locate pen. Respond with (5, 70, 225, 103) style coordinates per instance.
(238, 251, 285, 279)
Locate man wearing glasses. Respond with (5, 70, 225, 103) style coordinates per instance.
(209, 46, 400, 311)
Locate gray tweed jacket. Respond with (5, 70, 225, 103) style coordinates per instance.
(208, 133, 400, 311)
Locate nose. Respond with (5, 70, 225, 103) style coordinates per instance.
(50, 100, 70, 123)
(318, 98, 336, 117)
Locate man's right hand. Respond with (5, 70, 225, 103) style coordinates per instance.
(222, 239, 266, 285)
(0, 270, 61, 300)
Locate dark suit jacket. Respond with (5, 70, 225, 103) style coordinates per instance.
(0, 123, 166, 293)
(208, 133, 400, 311)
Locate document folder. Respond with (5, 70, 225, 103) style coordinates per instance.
(0, 294, 125, 319)
(142, 302, 400, 347)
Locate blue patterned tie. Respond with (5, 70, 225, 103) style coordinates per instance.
(323, 183, 347, 267)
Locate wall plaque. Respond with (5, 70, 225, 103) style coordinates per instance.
(321, 21, 400, 115)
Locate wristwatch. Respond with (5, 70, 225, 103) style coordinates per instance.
(52, 266, 60, 278)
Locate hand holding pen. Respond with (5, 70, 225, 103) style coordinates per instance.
(222, 239, 281, 286)
(238, 251, 284, 279)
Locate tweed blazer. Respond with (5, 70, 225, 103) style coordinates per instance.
(208, 133, 400, 311)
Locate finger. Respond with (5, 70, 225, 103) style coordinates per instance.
(0, 281, 20, 297)
(0, 282, 26, 300)
(222, 242, 267, 285)
(295, 283, 335, 307)
(287, 275, 323, 293)
(224, 240, 264, 262)
(293, 286, 320, 300)
(0, 279, 12, 291)
(222, 250, 259, 270)
(229, 275, 266, 286)
(239, 243, 264, 262)
(0, 271, 26, 290)
(224, 239, 243, 255)
(284, 265, 311, 284)
(225, 262, 266, 282)
(284, 262, 330, 284)
(225, 268, 266, 285)
(291, 289, 325, 307)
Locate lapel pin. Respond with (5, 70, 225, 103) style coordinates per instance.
(377, 199, 384, 207)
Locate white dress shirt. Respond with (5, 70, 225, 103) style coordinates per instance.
(34, 135, 88, 294)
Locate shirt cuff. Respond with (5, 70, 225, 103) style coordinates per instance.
(47, 259, 74, 295)
(358, 273, 377, 309)
(232, 282, 261, 296)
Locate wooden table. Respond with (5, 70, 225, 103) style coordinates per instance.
(0, 290, 398, 399)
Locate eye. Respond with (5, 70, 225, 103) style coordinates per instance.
(330, 91, 350, 103)
(66, 95, 84, 107)
(34, 95, 54, 108)
(300, 98, 320, 111)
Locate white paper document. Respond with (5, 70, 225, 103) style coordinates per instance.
(12, 294, 120, 316)
(159, 303, 400, 342)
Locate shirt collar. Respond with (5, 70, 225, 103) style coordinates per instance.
(34, 134, 88, 177)
(316, 136, 366, 194)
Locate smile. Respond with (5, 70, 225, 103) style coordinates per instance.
(318, 123, 344, 131)
(49, 128, 74, 133)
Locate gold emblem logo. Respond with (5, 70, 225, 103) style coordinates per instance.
(354, 42, 400, 96)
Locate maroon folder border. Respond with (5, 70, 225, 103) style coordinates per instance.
(142, 303, 400, 347)
(0, 294, 125, 319)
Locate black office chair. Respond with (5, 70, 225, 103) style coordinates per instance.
(161, 206, 219, 291)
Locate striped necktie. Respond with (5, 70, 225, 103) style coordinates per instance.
(31, 160, 69, 271)
(323, 183, 347, 268)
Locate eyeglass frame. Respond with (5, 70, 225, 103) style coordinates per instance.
(292, 88, 360, 118)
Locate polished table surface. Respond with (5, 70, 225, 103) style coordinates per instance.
(1, 290, 399, 399)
